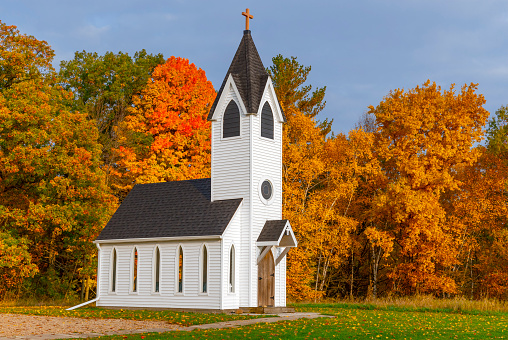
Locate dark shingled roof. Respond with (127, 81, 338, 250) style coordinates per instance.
(208, 30, 286, 122)
(257, 220, 289, 242)
(96, 178, 242, 241)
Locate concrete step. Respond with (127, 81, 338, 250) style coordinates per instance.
(240, 306, 295, 314)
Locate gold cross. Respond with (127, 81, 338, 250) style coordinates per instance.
(242, 8, 253, 30)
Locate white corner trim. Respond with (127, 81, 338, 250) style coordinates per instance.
(210, 74, 248, 120)
(95, 243, 101, 300)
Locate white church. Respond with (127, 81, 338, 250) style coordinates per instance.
(93, 11, 297, 312)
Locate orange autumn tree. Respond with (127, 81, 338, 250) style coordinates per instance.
(111, 57, 216, 197)
(367, 81, 489, 295)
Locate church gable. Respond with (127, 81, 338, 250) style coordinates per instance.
(96, 178, 242, 241)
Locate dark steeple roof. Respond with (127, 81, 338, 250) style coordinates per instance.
(208, 30, 286, 121)
(96, 178, 242, 241)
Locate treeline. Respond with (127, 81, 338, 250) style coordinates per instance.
(281, 73, 508, 301)
(1, 20, 507, 301)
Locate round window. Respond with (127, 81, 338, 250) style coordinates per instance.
(261, 180, 273, 200)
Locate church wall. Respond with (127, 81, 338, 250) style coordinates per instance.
(97, 240, 221, 309)
(211, 87, 250, 202)
(250, 88, 285, 307)
(275, 254, 287, 307)
(221, 208, 241, 309)
(211, 85, 252, 307)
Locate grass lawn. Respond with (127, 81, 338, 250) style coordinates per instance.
(2, 302, 508, 339)
(75, 304, 508, 339)
(0, 306, 264, 326)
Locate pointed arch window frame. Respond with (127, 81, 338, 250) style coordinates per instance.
(152, 245, 161, 294)
(130, 247, 139, 294)
(175, 245, 184, 294)
(260, 101, 275, 140)
(199, 244, 209, 295)
(228, 244, 236, 294)
(222, 99, 242, 139)
(110, 247, 118, 294)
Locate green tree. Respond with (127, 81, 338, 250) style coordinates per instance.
(59, 50, 164, 193)
(267, 54, 331, 135)
(486, 105, 508, 156)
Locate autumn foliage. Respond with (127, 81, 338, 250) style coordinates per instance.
(0, 21, 116, 298)
(2, 19, 508, 302)
(110, 56, 215, 198)
(272, 55, 505, 301)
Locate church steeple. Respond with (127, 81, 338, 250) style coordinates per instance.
(208, 30, 270, 119)
(208, 11, 286, 121)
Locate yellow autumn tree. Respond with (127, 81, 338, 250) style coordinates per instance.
(283, 104, 379, 300)
(367, 80, 489, 295)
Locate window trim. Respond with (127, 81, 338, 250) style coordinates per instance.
(260, 101, 275, 140)
(229, 244, 236, 294)
(258, 177, 276, 206)
(221, 99, 242, 139)
(110, 247, 117, 294)
(152, 245, 161, 294)
(200, 244, 209, 295)
(130, 247, 139, 294)
(175, 245, 184, 294)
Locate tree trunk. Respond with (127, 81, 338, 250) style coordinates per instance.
(350, 247, 354, 299)
(371, 244, 383, 299)
(84, 276, 90, 301)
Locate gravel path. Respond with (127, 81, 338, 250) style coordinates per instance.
(0, 312, 331, 339)
(0, 314, 179, 339)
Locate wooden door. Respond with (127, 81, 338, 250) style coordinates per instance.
(258, 251, 275, 307)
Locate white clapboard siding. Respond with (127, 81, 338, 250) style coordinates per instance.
(250, 87, 285, 307)
(221, 209, 242, 309)
(211, 87, 250, 203)
(97, 240, 221, 309)
(210, 83, 253, 307)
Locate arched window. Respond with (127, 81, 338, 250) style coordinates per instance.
(111, 248, 117, 293)
(154, 246, 161, 293)
(201, 245, 208, 293)
(132, 247, 138, 292)
(223, 100, 240, 138)
(261, 102, 274, 139)
(229, 245, 235, 293)
(178, 246, 184, 293)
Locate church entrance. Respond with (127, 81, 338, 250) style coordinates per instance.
(258, 250, 275, 307)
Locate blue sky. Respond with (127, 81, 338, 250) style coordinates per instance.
(3, 0, 508, 134)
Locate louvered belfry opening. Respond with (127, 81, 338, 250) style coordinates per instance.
(261, 102, 274, 139)
(223, 100, 241, 138)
